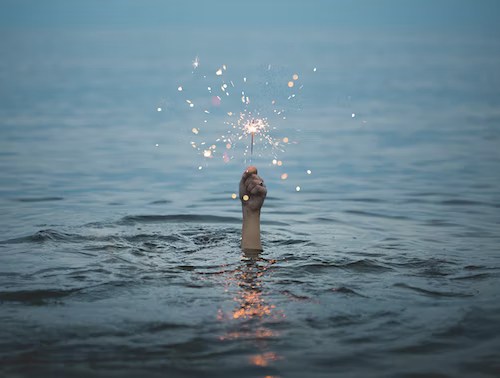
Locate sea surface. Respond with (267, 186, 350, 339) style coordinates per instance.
(1, 25, 500, 377)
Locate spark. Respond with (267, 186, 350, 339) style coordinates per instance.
(203, 150, 212, 158)
(242, 194, 249, 201)
(277, 160, 283, 166)
(231, 193, 237, 199)
(313, 67, 317, 72)
(292, 74, 299, 80)
(192, 128, 199, 134)
(281, 173, 288, 180)
(287, 81, 294, 88)
(155, 143, 159, 147)
(198, 166, 203, 170)
(178, 86, 183, 91)
(192, 56, 199, 69)
(157, 107, 162, 112)
(307, 169, 312, 174)
(282, 137, 289, 143)
(216, 68, 223, 76)
(352, 113, 356, 118)
(296, 186, 301, 191)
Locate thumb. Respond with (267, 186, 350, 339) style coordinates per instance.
(246, 165, 258, 175)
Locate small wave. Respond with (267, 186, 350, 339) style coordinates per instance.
(394, 283, 474, 298)
(313, 217, 344, 224)
(440, 199, 485, 206)
(345, 198, 385, 203)
(14, 197, 64, 202)
(118, 214, 288, 226)
(118, 214, 241, 225)
(342, 259, 392, 273)
(451, 273, 491, 280)
(281, 290, 311, 301)
(149, 200, 172, 205)
(298, 259, 391, 273)
(270, 239, 310, 246)
(344, 210, 410, 220)
(0, 288, 79, 304)
(423, 219, 458, 227)
(0, 229, 85, 244)
(329, 286, 367, 297)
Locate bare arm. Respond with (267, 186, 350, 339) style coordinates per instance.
(239, 166, 267, 251)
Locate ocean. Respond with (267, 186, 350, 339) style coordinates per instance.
(1, 16, 500, 378)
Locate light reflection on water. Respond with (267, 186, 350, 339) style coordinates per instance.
(219, 250, 283, 370)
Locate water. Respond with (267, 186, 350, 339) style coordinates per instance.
(1, 23, 500, 377)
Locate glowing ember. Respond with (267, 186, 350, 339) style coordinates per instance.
(242, 194, 249, 201)
(287, 81, 294, 88)
(281, 173, 288, 180)
(292, 74, 299, 80)
(216, 68, 223, 76)
(277, 160, 283, 166)
(192, 128, 199, 134)
(203, 150, 212, 158)
(231, 193, 237, 199)
(282, 137, 289, 143)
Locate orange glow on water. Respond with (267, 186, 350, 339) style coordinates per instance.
(249, 352, 281, 367)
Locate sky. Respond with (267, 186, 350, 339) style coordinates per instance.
(0, 0, 499, 33)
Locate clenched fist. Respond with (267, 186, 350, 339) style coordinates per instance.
(239, 166, 267, 213)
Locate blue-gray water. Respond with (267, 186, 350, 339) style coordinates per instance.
(1, 8, 500, 378)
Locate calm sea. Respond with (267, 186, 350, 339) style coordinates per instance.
(1, 25, 500, 377)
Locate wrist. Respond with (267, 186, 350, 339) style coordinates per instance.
(242, 207, 261, 219)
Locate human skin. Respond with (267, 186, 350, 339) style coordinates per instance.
(239, 166, 267, 251)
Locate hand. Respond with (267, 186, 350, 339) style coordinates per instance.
(239, 166, 267, 213)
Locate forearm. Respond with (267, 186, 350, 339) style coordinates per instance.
(241, 208, 262, 251)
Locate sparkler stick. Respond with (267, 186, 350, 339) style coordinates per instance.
(251, 131, 254, 156)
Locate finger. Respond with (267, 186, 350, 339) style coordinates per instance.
(244, 174, 258, 189)
(241, 166, 257, 180)
(248, 177, 265, 192)
(250, 185, 267, 196)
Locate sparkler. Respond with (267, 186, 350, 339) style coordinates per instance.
(167, 58, 318, 191)
(243, 118, 266, 157)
